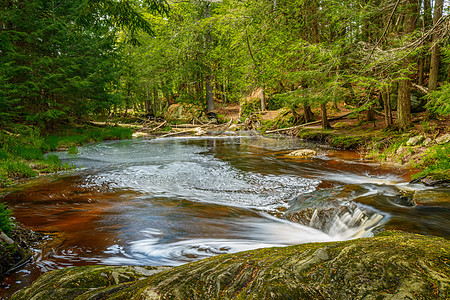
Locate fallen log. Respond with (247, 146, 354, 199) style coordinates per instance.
(265, 112, 353, 134)
(412, 83, 429, 94)
(159, 130, 196, 138)
(148, 121, 167, 132)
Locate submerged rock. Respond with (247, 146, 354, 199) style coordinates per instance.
(289, 149, 317, 157)
(413, 188, 450, 206)
(13, 231, 450, 299)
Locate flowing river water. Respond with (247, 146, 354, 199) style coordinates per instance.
(1, 135, 449, 298)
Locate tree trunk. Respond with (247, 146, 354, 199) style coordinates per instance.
(303, 103, 314, 123)
(206, 75, 214, 112)
(395, 0, 417, 130)
(383, 91, 393, 128)
(260, 86, 266, 111)
(428, 0, 444, 91)
(418, 57, 424, 85)
(204, 3, 214, 112)
(312, 5, 319, 44)
(423, 0, 432, 30)
(397, 77, 412, 130)
(320, 103, 332, 129)
(366, 107, 375, 122)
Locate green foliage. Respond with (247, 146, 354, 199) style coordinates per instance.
(46, 155, 61, 165)
(0, 0, 169, 127)
(0, 149, 9, 161)
(426, 82, 450, 116)
(0, 203, 13, 234)
(1, 161, 37, 179)
(13, 147, 44, 161)
(0, 124, 131, 188)
(42, 136, 60, 152)
(99, 127, 133, 140)
(413, 145, 450, 180)
(240, 98, 261, 118)
(68, 146, 79, 155)
(43, 126, 133, 150)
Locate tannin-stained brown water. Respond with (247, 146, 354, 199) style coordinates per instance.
(1, 135, 448, 299)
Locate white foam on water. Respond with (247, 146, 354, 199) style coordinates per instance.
(101, 209, 386, 267)
(81, 159, 319, 210)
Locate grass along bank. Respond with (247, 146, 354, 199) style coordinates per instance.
(0, 124, 133, 189)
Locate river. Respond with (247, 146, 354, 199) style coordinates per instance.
(1, 135, 448, 298)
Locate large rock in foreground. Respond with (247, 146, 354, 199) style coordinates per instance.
(13, 231, 449, 299)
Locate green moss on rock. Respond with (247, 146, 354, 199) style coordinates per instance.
(13, 231, 450, 299)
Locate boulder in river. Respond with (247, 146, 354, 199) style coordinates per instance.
(413, 188, 450, 206)
(12, 231, 450, 299)
(288, 149, 317, 157)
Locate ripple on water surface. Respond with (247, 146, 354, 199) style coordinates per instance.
(74, 138, 320, 210)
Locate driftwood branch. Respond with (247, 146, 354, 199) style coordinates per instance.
(412, 83, 429, 94)
(265, 112, 353, 134)
(0, 230, 14, 246)
(148, 121, 167, 132)
(159, 130, 195, 138)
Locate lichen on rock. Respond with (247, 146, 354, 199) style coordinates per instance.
(12, 231, 450, 299)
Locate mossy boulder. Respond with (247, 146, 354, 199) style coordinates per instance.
(330, 135, 366, 150)
(13, 231, 449, 299)
(164, 104, 205, 123)
(12, 266, 171, 300)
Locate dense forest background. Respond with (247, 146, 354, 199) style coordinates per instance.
(1, 0, 449, 132)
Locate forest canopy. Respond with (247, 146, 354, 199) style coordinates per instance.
(0, 0, 449, 131)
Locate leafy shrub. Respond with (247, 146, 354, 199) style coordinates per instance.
(0, 203, 13, 234)
(42, 135, 60, 151)
(426, 82, 450, 116)
(413, 145, 450, 180)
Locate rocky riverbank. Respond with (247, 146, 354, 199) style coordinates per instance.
(12, 231, 449, 299)
(0, 225, 44, 278)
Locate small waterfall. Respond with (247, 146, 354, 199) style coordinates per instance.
(286, 200, 386, 239)
(325, 205, 385, 239)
